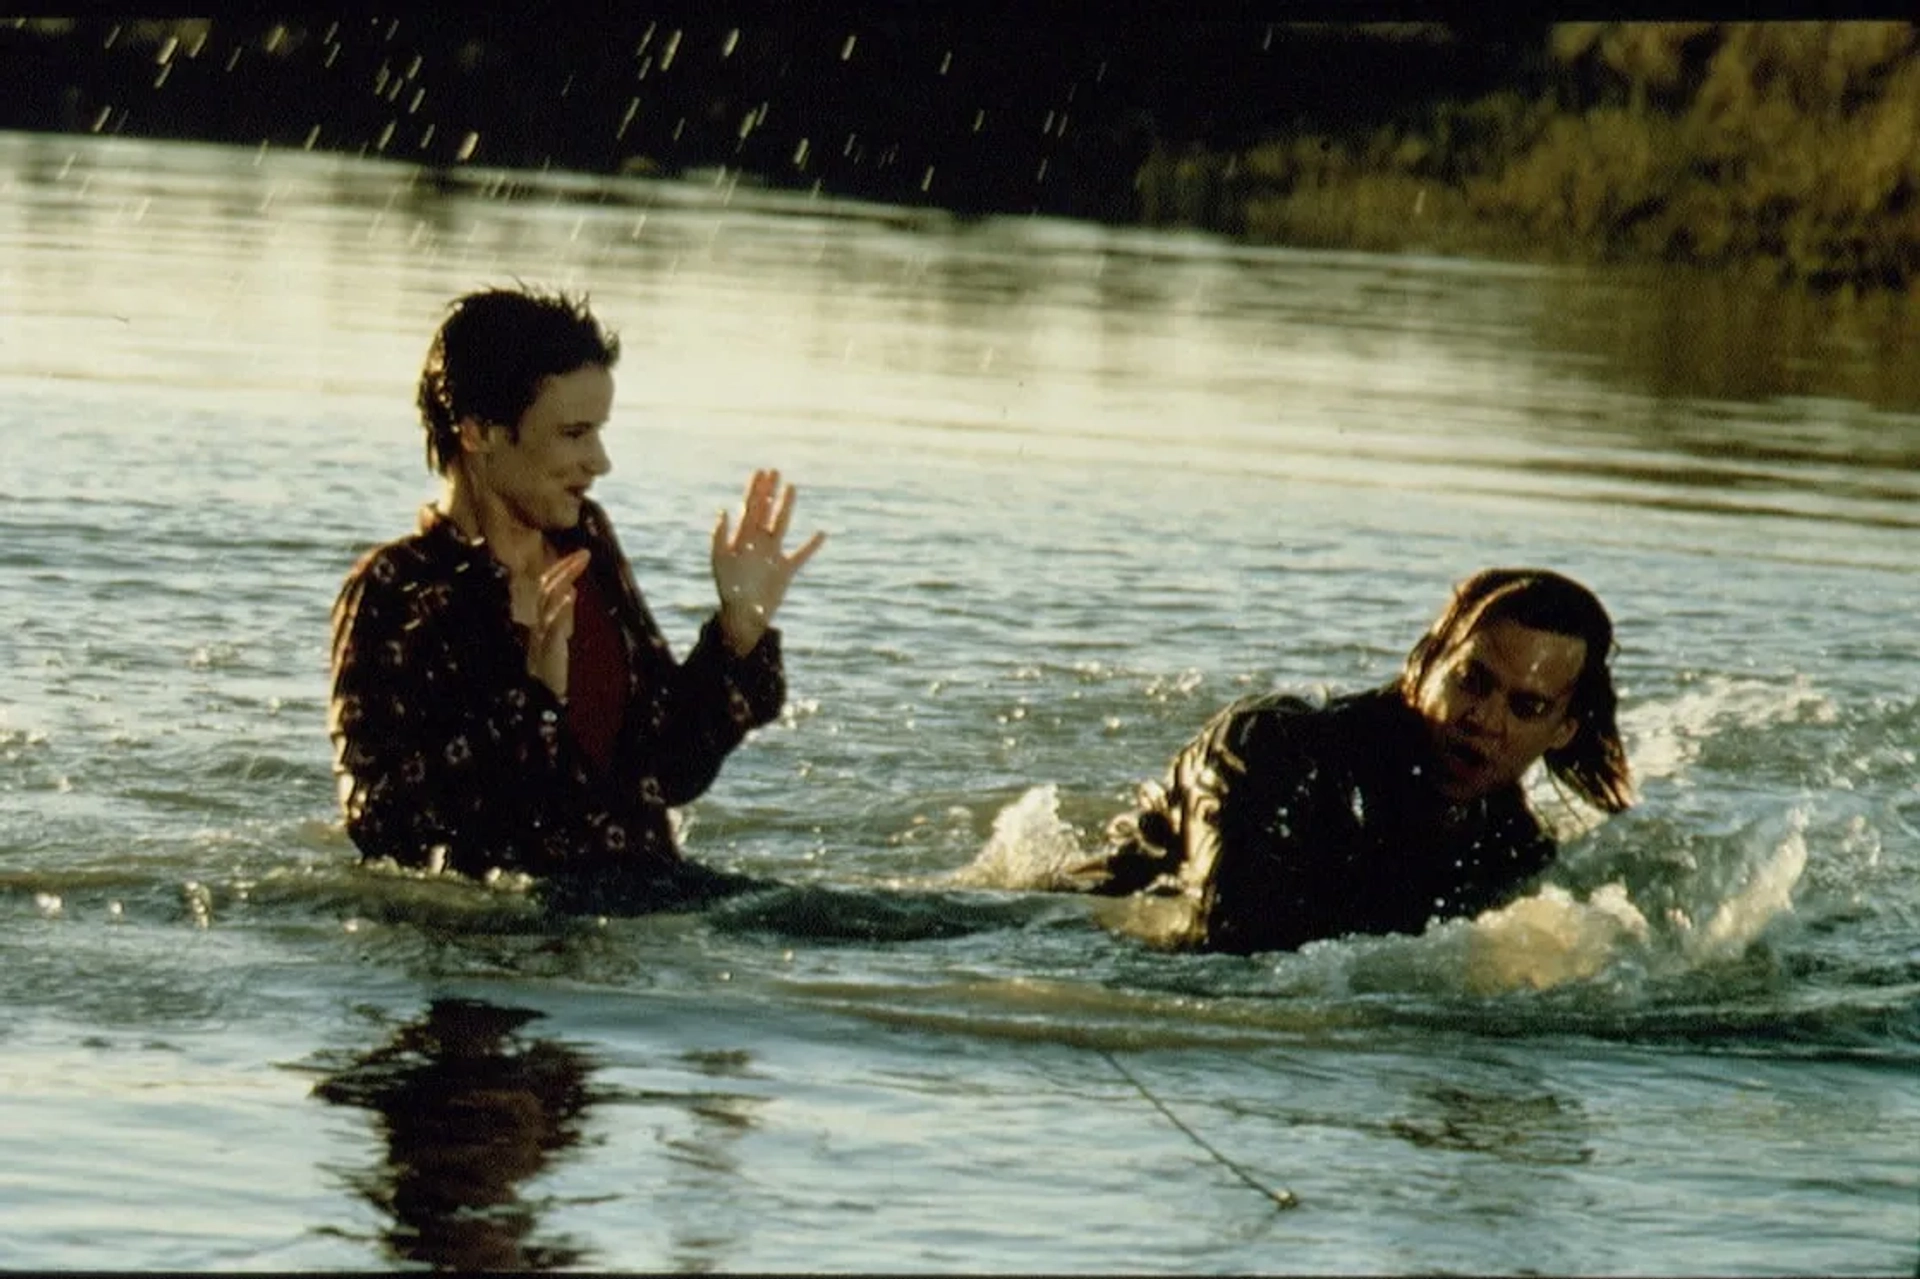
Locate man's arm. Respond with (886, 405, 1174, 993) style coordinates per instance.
(1078, 698, 1294, 900)
(1437, 800, 1559, 921)
(1078, 693, 1341, 953)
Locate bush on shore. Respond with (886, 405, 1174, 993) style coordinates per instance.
(1141, 22, 1920, 292)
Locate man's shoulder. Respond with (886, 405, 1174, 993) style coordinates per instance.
(1195, 682, 1407, 775)
(1218, 682, 1402, 735)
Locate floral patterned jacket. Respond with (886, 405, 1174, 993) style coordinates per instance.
(328, 500, 784, 900)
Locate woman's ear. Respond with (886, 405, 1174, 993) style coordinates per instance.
(455, 417, 493, 456)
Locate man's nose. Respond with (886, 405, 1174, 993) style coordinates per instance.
(1460, 694, 1505, 737)
(588, 438, 613, 476)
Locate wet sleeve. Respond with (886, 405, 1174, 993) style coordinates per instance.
(1445, 805, 1560, 919)
(329, 553, 466, 866)
(1090, 700, 1270, 897)
(627, 609, 787, 809)
(1178, 702, 1346, 953)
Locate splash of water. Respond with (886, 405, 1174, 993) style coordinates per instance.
(1436, 816, 1810, 996)
(947, 783, 1090, 891)
(1671, 817, 1810, 966)
(1461, 882, 1651, 994)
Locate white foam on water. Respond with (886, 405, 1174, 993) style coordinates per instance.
(947, 783, 1089, 892)
(1458, 881, 1652, 994)
(1407, 813, 1811, 996)
(1617, 673, 1837, 785)
(1671, 818, 1811, 966)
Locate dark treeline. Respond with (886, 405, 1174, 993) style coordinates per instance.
(0, 16, 1538, 220)
(5, 18, 1915, 290)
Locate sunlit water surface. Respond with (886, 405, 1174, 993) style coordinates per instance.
(1, 132, 1916, 1274)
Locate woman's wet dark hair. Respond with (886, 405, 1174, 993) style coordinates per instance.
(417, 285, 621, 473)
(1400, 567, 1635, 813)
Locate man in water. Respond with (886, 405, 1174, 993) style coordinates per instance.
(328, 285, 824, 911)
(1070, 568, 1633, 954)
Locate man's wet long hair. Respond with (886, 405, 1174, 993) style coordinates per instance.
(1400, 567, 1635, 814)
(417, 285, 621, 474)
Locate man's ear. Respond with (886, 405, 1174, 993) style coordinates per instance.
(1549, 714, 1578, 753)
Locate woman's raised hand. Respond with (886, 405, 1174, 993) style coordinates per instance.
(711, 468, 826, 656)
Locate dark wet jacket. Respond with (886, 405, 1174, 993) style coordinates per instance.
(328, 500, 782, 909)
(1087, 685, 1556, 954)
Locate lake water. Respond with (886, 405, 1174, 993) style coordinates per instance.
(0, 130, 1915, 1274)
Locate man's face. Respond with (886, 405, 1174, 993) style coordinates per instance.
(467, 363, 614, 532)
(1412, 615, 1585, 803)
